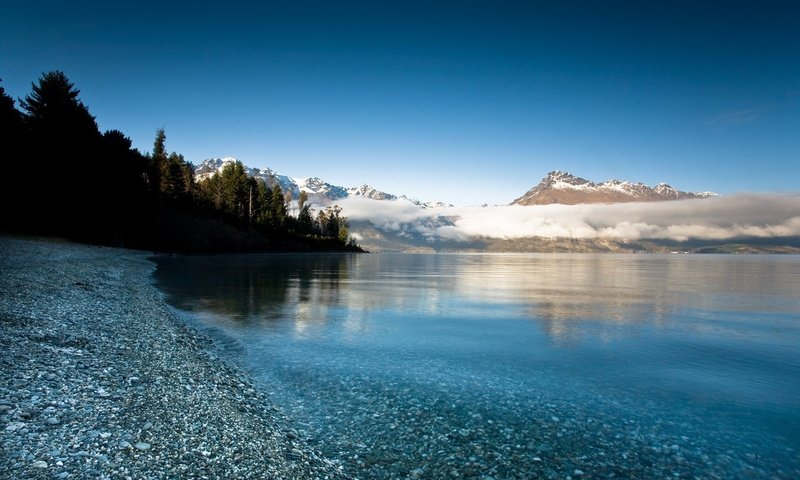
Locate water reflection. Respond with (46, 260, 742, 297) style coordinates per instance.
(155, 253, 800, 344)
(154, 253, 800, 479)
(155, 254, 353, 328)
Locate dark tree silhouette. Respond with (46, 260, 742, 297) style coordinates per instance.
(0, 80, 27, 225)
(0, 71, 362, 252)
(0, 80, 24, 145)
(19, 71, 98, 140)
(99, 128, 150, 221)
(16, 71, 101, 233)
(150, 127, 166, 192)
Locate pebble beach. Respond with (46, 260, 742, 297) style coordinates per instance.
(0, 236, 347, 479)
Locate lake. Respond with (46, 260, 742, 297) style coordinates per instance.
(154, 253, 800, 479)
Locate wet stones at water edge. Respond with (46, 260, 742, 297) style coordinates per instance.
(0, 237, 347, 479)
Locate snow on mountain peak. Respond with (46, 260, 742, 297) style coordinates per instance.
(193, 158, 440, 205)
(545, 170, 590, 185)
(513, 171, 717, 205)
(347, 184, 398, 201)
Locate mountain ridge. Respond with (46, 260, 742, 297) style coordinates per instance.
(512, 170, 717, 205)
(196, 158, 718, 208)
(194, 157, 450, 207)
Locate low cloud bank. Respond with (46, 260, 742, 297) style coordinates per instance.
(336, 194, 800, 243)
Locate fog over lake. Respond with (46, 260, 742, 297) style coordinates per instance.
(336, 194, 800, 243)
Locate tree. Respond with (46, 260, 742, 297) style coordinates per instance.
(202, 172, 225, 210)
(146, 129, 194, 202)
(0, 80, 27, 224)
(284, 189, 294, 215)
(297, 204, 314, 234)
(1, 71, 361, 252)
(19, 71, 99, 145)
(180, 161, 195, 198)
(317, 209, 328, 236)
(220, 160, 249, 218)
(149, 128, 167, 192)
(152, 128, 167, 158)
(18, 71, 101, 231)
(0, 79, 24, 147)
(101, 129, 148, 196)
(319, 205, 350, 242)
(337, 217, 351, 244)
(161, 152, 187, 199)
(269, 184, 288, 227)
(254, 178, 270, 224)
(298, 190, 309, 210)
(0, 79, 25, 161)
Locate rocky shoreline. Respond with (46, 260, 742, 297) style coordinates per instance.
(0, 237, 348, 479)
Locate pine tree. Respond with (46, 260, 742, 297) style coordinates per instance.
(325, 206, 340, 239)
(0, 80, 24, 145)
(152, 128, 166, 158)
(146, 129, 194, 202)
(149, 128, 167, 192)
(18, 71, 101, 232)
(0, 79, 25, 163)
(298, 204, 314, 234)
(255, 178, 270, 224)
(3, 71, 361, 251)
(19, 71, 98, 141)
(270, 184, 287, 227)
(100, 129, 148, 195)
(161, 152, 187, 199)
(0, 80, 28, 225)
(220, 160, 249, 218)
(180, 161, 195, 198)
(204, 173, 224, 210)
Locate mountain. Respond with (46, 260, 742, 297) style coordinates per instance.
(195, 157, 301, 195)
(195, 157, 401, 204)
(512, 171, 717, 206)
(192, 160, 797, 254)
(347, 184, 397, 201)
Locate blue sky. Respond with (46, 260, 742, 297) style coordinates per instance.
(2, 1, 798, 205)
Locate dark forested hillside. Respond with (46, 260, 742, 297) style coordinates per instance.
(0, 71, 362, 253)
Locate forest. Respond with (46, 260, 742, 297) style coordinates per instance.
(0, 71, 362, 253)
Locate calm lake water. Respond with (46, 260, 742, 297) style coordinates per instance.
(154, 253, 800, 479)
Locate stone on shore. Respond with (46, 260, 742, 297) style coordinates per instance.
(0, 236, 348, 479)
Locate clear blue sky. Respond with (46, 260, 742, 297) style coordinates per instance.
(2, 1, 798, 205)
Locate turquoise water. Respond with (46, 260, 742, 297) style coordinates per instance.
(155, 253, 800, 479)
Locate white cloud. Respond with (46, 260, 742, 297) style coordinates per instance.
(337, 194, 800, 242)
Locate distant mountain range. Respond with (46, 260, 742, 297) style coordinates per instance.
(192, 158, 800, 253)
(196, 158, 715, 208)
(512, 171, 717, 206)
(195, 157, 450, 208)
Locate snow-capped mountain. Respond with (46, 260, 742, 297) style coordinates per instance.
(195, 157, 442, 205)
(512, 171, 717, 206)
(401, 197, 453, 209)
(195, 157, 300, 195)
(293, 177, 349, 201)
(347, 184, 397, 201)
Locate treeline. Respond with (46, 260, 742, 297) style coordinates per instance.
(194, 158, 353, 243)
(0, 71, 361, 253)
